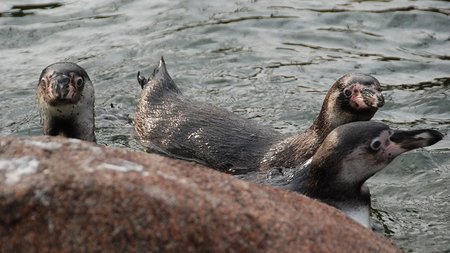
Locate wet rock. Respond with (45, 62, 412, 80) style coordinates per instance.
(0, 135, 401, 253)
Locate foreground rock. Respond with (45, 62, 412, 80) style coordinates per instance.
(0, 135, 400, 252)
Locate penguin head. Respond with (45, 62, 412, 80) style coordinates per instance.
(311, 121, 443, 186)
(320, 74, 384, 130)
(37, 62, 93, 107)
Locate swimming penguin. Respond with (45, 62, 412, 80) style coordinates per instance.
(265, 121, 443, 227)
(37, 62, 96, 142)
(135, 57, 384, 173)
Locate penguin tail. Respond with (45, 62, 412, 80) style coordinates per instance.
(137, 56, 180, 93)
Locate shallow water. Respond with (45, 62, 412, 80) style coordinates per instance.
(0, 0, 449, 251)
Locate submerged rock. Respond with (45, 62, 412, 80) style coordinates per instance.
(0, 135, 400, 252)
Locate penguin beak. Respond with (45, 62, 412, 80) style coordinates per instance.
(383, 129, 443, 158)
(51, 74, 71, 99)
(360, 88, 384, 108)
(390, 129, 443, 150)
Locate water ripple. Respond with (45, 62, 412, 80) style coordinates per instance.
(383, 77, 450, 91)
(0, 2, 63, 18)
(270, 5, 450, 16)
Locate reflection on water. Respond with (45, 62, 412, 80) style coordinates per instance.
(0, 0, 448, 252)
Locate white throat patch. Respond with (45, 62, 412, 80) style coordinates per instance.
(341, 204, 370, 228)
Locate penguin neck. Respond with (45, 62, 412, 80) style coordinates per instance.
(266, 104, 338, 168)
(301, 163, 368, 202)
(41, 102, 96, 142)
(261, 93, 345, 169)
(288, 93, 344, 156)
(285, 162, 371, 227)
(310, 98, 342, 139)
(336, 183, 371, 228)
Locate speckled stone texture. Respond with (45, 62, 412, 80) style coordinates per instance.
(0, 135, 401, 253)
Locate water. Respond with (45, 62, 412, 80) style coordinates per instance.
(0, 0, 449, 251)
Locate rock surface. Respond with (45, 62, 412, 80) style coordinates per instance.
(0, 135, 401, 253)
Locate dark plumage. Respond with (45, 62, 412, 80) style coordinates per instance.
(135, 57, 384, 173)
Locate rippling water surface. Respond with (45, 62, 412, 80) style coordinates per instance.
(0, 0, 449, 252)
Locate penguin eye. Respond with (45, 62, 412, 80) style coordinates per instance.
(76, 77, 84, 88)
(344, 89, 352, 97)
(370, 139, 382, 151)
(40, 78, 47, 86)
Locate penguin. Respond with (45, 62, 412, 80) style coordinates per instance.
(265, 121, 443, 227)
(135, 57, 384, 174)
(37, 62, 95, 142)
